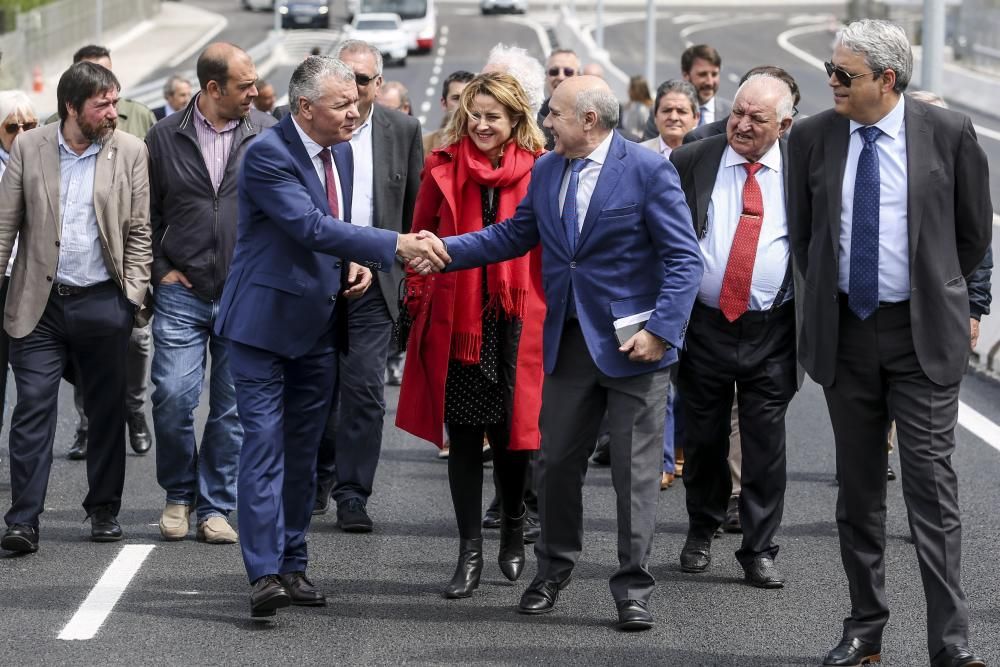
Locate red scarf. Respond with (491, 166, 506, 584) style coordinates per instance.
(450, 136, 538, 363)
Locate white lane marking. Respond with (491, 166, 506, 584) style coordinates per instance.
(439, 36, 448, 46)
(429, 75, 439, 85)
(776, 23, 1000, 144)
(727, 72, 740, 84)
(420, 100, 432, 113)
(679, 13, 779, 46)
(58, 545, 155, 641)
(441, 25, 449, 35)
(436, 47, 446, 56)
(432, 64, 442, 75)
(425, 87, 436, 97)
(418, 115, 427, 125)
(958, 401, 1000, 454)
(993, 213, 1000, 227)
(496, 14, 552, 57)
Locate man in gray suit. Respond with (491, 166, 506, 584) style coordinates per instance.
(788, 20, 990, 667)
(314, 41, 423, 531)
(643, 44, 731, 141)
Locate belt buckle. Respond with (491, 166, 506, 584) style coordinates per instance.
(56, 284, 72, 296)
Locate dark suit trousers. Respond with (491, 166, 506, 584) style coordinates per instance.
(825, 299, 968, 657)
(678, 302, 796, 565)
(4, 283, 132, 527)
(317, 287, 393, 505)
(536, 321, 668, 604)
(228, 335, 337, 583)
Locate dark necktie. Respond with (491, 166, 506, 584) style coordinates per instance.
(698, 104, 708, 127)
(317, 148, 340, 219)
(849, 126, 883, 320)
(718, 162, 765, 322)
(562, 158, 587, 252)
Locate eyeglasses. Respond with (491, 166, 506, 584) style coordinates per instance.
(824, 61, 880, 88)
(354, 72, 379, 87)
(547, 67, 576, 77)
(3, 120, 37, 134)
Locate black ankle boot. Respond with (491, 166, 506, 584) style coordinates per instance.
(498, 509, 526, 582)
(443, 538, 483, 599)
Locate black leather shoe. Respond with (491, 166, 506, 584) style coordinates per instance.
(482, 495, 501, 529)
(312, 477, 335, 516)
(590, 433, 611, 465)
(89, 506, 123, 542)
(742, 556, 785, 589)
(337, 498, 373, 533)
(498, 510, 525, 581)
(127, 412, 152, 455)
(279, 571, 326, 606)
(723, 495, 742, 533)
(931, 644, 986, 667)
(250, 575, 291, 618)
(518, 577, 569, 614)
(886, 463, 896, 481)
(680, 535, 712, 573)
(822, 637, 882, 666)
(1, 524, 39, 553)
(443, 538, 483, 599)
(615, 599, 654, 631)
(523, 510, 540, 544)
(67, 431, 87, 461)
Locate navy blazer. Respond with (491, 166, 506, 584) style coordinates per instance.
(215, 115, 398, 358)
(446, 131, 704, 378)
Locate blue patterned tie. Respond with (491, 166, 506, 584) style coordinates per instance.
(562, 158, 587, 252)
(698, 105, 708, 127)
(849, 126, 882, 320)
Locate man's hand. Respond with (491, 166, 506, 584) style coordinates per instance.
(970, 317, 980, 350)
(342, 263, 372, 299)
(619, 329, 669, 363)
(160, 269, 192, 288)
(397, 230, 450, 275)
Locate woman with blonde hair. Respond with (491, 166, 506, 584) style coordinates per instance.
(396, 72, 546, 599)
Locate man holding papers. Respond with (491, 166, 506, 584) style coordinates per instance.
(415, 75, 703, 630)
(669, 73, 800, 589)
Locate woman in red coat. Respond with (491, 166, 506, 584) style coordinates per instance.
(396, 72, 546, 599)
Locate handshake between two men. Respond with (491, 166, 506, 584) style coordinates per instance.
(396, 230, 451, 275)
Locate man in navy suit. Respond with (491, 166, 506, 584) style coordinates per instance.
(214, 56, 449, 619)
(417, 75, 703, 630)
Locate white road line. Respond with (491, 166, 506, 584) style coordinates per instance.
(418, 115, 427, 125)
(425, 87, 435, 97)
(439, 36, 448, 46)
(58, 545, 154, 641)
(496, 14, 552, 58)
(429, 75, 439, 85)
(441, 25, 449, 35)
(420, 100, 431, 112)
(679, 13, 780, 46)
(958, 401, 1000, 454)
(432, 64, 442, 75)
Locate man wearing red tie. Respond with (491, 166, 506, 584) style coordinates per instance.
(669, 73, 799, 589)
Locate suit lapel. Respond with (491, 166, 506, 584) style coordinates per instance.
(577, 134, 625, 249)
(904, 100, 929, 265)
(693, 135, 727, 235)
(279, 115, 329, 214)
(93, 135, 117, 236)
(549, 157, 570, 255)
(371, 106, 390, 228)
(333, 142, 353, 222)
(824, 113, 850, 252)
(38, 131, 61, 238)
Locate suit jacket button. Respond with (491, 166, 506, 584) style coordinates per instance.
(329, 295, 337, 303)
(569, 261, 577, 269)
(334, 261, 342, 269)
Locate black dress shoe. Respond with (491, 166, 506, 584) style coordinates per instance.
(680, 535, 712, 573)
(615, 599, 654, 631)
(723, 495, 742, 533)
(523, 510, 540, 544)
(886, 463, 896, 481)
(443, 538, 483, 599)
(250, 575, 291, 618)
(482, 495, 501, 529)
(1, 524, 39, 553)
(518, 577, 569, 614)
(89, 506, 123, 542)
(337, 498, 373, 533)
(823, 637, 882, 666)
(67, 431, 87, 461)
(127, 412, 152, 455)
(590, 433, 611, 466)
(931, 644, 986, 667)
(279, 572, 326, 606)
(312, 477, 336, 516)
(498, 510, 525, 581)
(742, 556, 785, 589)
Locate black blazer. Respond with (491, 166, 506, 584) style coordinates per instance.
(787, 99, 992, 387)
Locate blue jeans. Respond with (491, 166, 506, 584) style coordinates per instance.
(152, 283, 243, 521)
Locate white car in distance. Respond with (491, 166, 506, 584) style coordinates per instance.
(345, 13, 410, 67)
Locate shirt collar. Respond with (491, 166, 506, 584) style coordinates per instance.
(291, 115, 328, 160)
(353, 106, 373, 137)
(582, 130, 614, 166)
(0, 145, 9, 165)
(193, 97, 240, 135)
(56, 125, 102, 159)
(657, 136, 673, 156)
(701, 95, 715, 110)
(723, 140, 782, 173)
(849, 94, 905, 140)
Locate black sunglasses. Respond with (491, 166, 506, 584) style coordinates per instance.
(824, 61, 880, 88)
(3, 120, 37, 134)
(354, 72, 379, 87)
(547, 67, 576, 77)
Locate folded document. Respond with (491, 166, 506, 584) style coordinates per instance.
(613, 309, 653, 345)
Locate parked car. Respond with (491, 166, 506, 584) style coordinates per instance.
(344, 12, 409, 66)
(242, 0, 275, 10)
(480, 0, 527, 15)
(279, 0, 330, 29)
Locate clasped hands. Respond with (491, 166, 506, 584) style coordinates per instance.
(397, 230, 451, 275)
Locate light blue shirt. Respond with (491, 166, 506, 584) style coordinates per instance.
(838, 94, 909, 302)
(698, 142, 790, 310)
(55, 128, 111, 286)
(558, 130, 613, 232)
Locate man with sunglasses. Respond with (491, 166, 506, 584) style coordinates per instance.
(787, 19, 990, 667)
(312, 40, 423, 532)
(537, 49, 580, 150)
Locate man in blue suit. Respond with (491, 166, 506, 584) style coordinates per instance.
(418, 75, 703, 630)
(214, 56, 449, 619)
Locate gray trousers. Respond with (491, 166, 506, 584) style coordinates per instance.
(535, 321, 668, 604)
(74, 324, 150, 435)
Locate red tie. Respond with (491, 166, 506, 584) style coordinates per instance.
(318, 148, 340, 219)
(718, 162, 765, 322)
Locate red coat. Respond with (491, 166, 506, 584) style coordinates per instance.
(395, 147, 545, 450)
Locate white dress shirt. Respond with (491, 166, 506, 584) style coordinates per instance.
(349, 107, 375, 228)
(558, 130, 614, 233)
(658, 136, 674, 159)
(838, 94, 909, 302)
(55, 127, 111, 286)
(290, 116, 344, 215)
(700, 96, 718, 126)
(698, 142, 791, 310)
